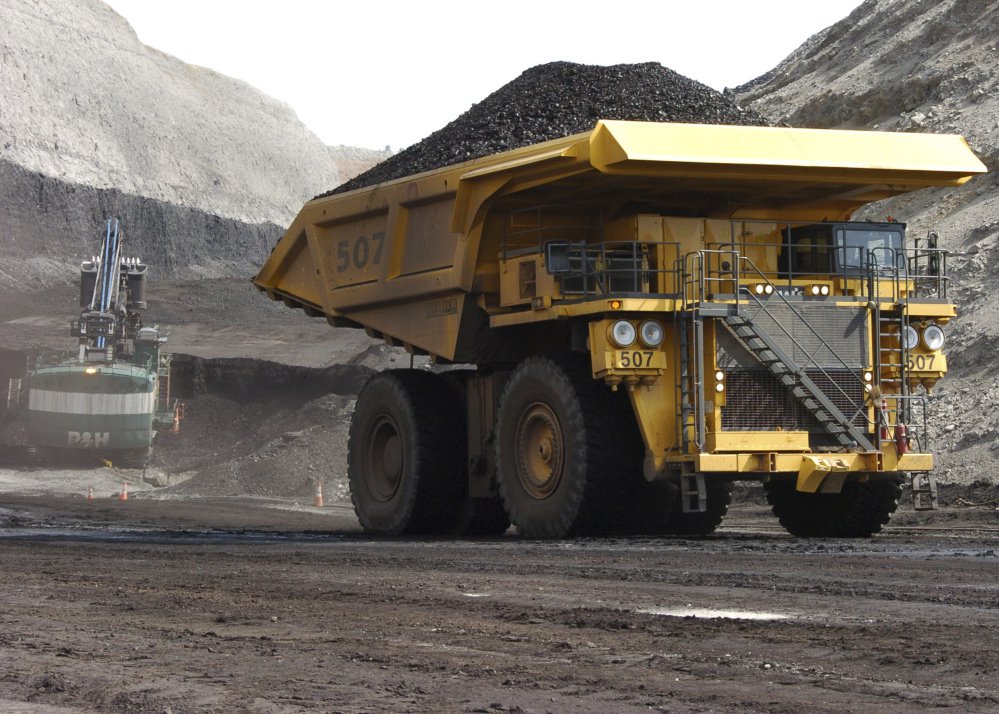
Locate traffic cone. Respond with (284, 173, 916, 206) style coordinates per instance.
(119, 482, 128, 502)
(87, 485, 94, 502)
(313, 480, 324, 508)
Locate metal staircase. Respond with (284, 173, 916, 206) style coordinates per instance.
(722, 311, 876, 452)
(674, 249, 884, 456)
(157, 362, 171, 414)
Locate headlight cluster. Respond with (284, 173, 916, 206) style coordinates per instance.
(809, 284, 831, 296)
(899, 323, 946, 351)
(609, 320, 665, 348)
(923, 325, 945, 350)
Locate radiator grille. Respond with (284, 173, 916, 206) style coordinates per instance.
(728, 302, 869, 367)
(721, 369, 868, 431)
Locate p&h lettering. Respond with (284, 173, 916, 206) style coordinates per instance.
(68, 431, 110, 448)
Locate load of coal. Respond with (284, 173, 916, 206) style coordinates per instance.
(324, 61, 770, 196)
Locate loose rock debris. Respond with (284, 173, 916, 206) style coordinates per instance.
(327, 61, 770, 195)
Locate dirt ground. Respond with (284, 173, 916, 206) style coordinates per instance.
(0, 494, 997, 713)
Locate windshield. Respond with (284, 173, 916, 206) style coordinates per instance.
(837, 229, 904, 271)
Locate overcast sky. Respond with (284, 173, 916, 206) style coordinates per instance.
(102, 0, 864, 151)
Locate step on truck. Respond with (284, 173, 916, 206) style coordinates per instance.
(254, 121, 986, 538)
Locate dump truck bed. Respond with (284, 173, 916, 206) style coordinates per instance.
(254, 120, 985, 361)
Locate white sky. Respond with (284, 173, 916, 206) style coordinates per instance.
(102, 0, 864, 151)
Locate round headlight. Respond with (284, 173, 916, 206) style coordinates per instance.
(820, 285, 830, 296)
(609, 320, 636, 347)
(810, 285, 821, 296)
(923, 325, 945, 351)
(764, 284, 774, 295)
(639, 320, 664, 347)
(900, 325, 919, 350)
(754, 284, 765, 295)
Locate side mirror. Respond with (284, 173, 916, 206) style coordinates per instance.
(544, 241, 572, 275)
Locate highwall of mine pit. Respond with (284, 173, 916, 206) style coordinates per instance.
(0, 159, 284, 290)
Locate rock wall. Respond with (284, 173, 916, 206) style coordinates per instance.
(0, 159, 283, 289)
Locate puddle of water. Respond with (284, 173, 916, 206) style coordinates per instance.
(636, 607, 789, 621)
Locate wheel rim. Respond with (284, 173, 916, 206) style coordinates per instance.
(365, 414, 404, 502)
(514, 402, 564, 499)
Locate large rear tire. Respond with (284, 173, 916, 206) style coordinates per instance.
(764, 475, 902, 538)
(495, 355, 618, 538)
(348, 370, 465, 535)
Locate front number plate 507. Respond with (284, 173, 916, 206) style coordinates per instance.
(613, 350, 663, 369)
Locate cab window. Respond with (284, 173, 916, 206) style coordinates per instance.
(779, 226, 833, 277)
(837, 229, 904, 270)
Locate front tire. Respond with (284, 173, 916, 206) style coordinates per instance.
(765, 475, 902, 537)
(495, 355, 617, 538)
(348, 370, 465, 535)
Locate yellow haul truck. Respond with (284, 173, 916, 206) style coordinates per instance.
(255, 121, 986, 538)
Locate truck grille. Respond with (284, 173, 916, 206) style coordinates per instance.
(721, 369, 868, 431)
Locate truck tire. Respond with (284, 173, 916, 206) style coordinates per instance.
(348, 370, 465, 535)
(665, 478, 732, 536)
(764, 475, 902, 538)
(495, 355, 617, 538)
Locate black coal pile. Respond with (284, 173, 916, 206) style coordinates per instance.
(325, 61, 770, 196)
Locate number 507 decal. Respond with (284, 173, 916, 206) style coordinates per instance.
(336, 232, 385, 272)
(907, 353, 936, 371)
(617, 350, 656, 368)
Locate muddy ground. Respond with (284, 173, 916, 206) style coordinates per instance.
(0, 495, 997, 713)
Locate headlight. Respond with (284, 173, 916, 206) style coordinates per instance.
(639, 320, 664, 347)
(900, 326, 919, 350)
(609, 320, 636, 347)
(923, 325, 945, 351)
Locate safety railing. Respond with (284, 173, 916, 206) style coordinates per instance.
(682, 251, 878, 439)
(877, 394, 931, 453)
(543, 240, 684, 297)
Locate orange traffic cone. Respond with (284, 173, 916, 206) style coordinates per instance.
(313, 480, 324, 508)
(119, 482, 128, 502)
(87, 485, 94, 502)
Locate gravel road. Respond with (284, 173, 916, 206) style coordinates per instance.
(0, 496, 996, 713)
